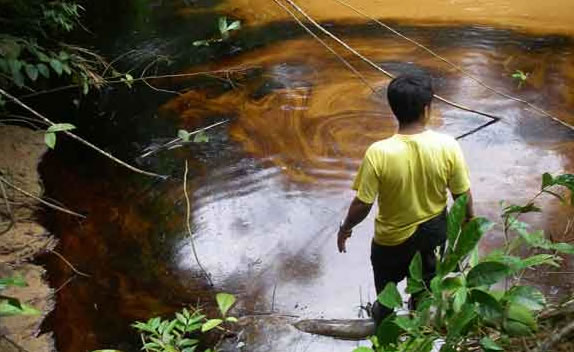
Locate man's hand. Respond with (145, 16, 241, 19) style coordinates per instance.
(337, 228, 352, 253)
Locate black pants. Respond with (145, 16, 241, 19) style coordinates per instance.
(371, 209, 447, 324)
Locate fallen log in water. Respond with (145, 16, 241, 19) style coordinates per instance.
(293, 318, 375, 340)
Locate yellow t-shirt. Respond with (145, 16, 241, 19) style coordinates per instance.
(352, 130, 471, 246)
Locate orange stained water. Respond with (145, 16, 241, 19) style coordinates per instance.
(43, 2, 574, 352)
(181, 0, 574, 35)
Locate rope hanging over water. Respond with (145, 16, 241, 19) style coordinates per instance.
(273, 0, 574, 137)
(330, 0, 573, 131)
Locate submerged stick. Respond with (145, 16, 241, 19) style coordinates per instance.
(49, 249, 91, 278)
(0, 175, 85, 219)
(183, 160, 214, 286)
(0, 88, 168, 179)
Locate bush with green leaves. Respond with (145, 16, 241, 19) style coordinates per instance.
(0, 276, 40, 316)
(355, 172, 574, 352)
(0, 1, 112, 97)
(93, 293, 237, 352)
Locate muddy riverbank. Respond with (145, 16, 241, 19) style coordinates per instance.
(0, 126, 55, 352)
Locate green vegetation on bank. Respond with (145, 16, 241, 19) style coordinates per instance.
(355, 172, 574, 352)
(92, 293, 238, 352)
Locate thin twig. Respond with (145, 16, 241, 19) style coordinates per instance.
(0, 175, 85, 218)
(140, 59, 182, 96)
(18, 66, 259, 100)
(0, 178, 14, 235)
(139, 119, 230, 159)
(277, 0, 502, 137)
(0, 335, 34, 352)
(535, 319, 574, 352)
(183, 160, 213, 286)
(0, 88, 168, 179)
(49, 249, 91, 278)
(329, 0, 573, 131)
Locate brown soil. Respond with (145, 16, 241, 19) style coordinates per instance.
(0, 125, 56, 352)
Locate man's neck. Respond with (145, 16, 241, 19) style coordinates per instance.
(397, 121, 427, 135)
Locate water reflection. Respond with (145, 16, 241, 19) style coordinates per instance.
(42, 6, 574, 352)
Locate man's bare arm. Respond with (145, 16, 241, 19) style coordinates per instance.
(452, 189, 474, 221)
(337, 197, 373, 253)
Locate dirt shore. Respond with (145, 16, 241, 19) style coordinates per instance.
(0, 125, 56, 352)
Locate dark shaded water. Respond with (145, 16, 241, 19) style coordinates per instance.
(38, 1, 574, 351)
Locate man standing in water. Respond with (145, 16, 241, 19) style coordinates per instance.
(337, 74, 473, 324)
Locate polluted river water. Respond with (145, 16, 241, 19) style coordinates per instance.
(39, 0, 573, 351)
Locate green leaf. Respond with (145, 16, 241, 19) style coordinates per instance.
(480, 336, 504, 351)
(0, 277, 27, 289)
(440, 276, 464, 291)
(62, 62, 72, 75)
(377, 282, 402, 309)
(453, 287, 467, 313)
(394, 315, 420, 334)
(44, 132, 56, 149)
(506, 286, 545, 311)
(49, 59, 63, 76)
(446, 303, 477, 340)
(201, 318, 222, 332)
(227, 20, 241, 31)
(467, 262, 510, 287)
(440, 217, 494, 276)
(516, 229, 574, 254)
(375, 313, 401, 347)
(37, 63, 50, 78)
(409, 252, 423, 282)
(406, 277, 424, 294)
(455, 217, 494, 258)
(177, 338, 199, 348)
(193, 131, 209, 143)
(175, 312, 186, 324)
(502, 203, 541, 217)
(503, 320, 532, 337)
(178, 129, 190, 142)
(47, 123, 76, 133)
(541, 172, 554, 189)
(216, 292, 236, 316)
(0, 299, 40, 316)
(25, 64, 38, 81)
(521, 254, 560, 268)
(469, 289, 503, 322)
(506, 303, 537, 331)
(447, 193, 468, 250)
(352, 347, 374, 352)
(552, 174, 574, 204)
(225, 316, 238, 323)
(219, 16, 228, 34)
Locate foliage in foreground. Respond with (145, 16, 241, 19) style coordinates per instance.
(0, 276, 40, 316)
(355, 172, 574, 352)
(92, 293, 237, 352)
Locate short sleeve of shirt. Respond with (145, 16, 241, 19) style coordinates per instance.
(448, 141, 471, 195)
(352, 151, 379, 204)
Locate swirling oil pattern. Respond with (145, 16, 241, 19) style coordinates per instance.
(39, 1, 574, 352)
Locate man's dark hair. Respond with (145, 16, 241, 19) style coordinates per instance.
(387, 74, 434, 125)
